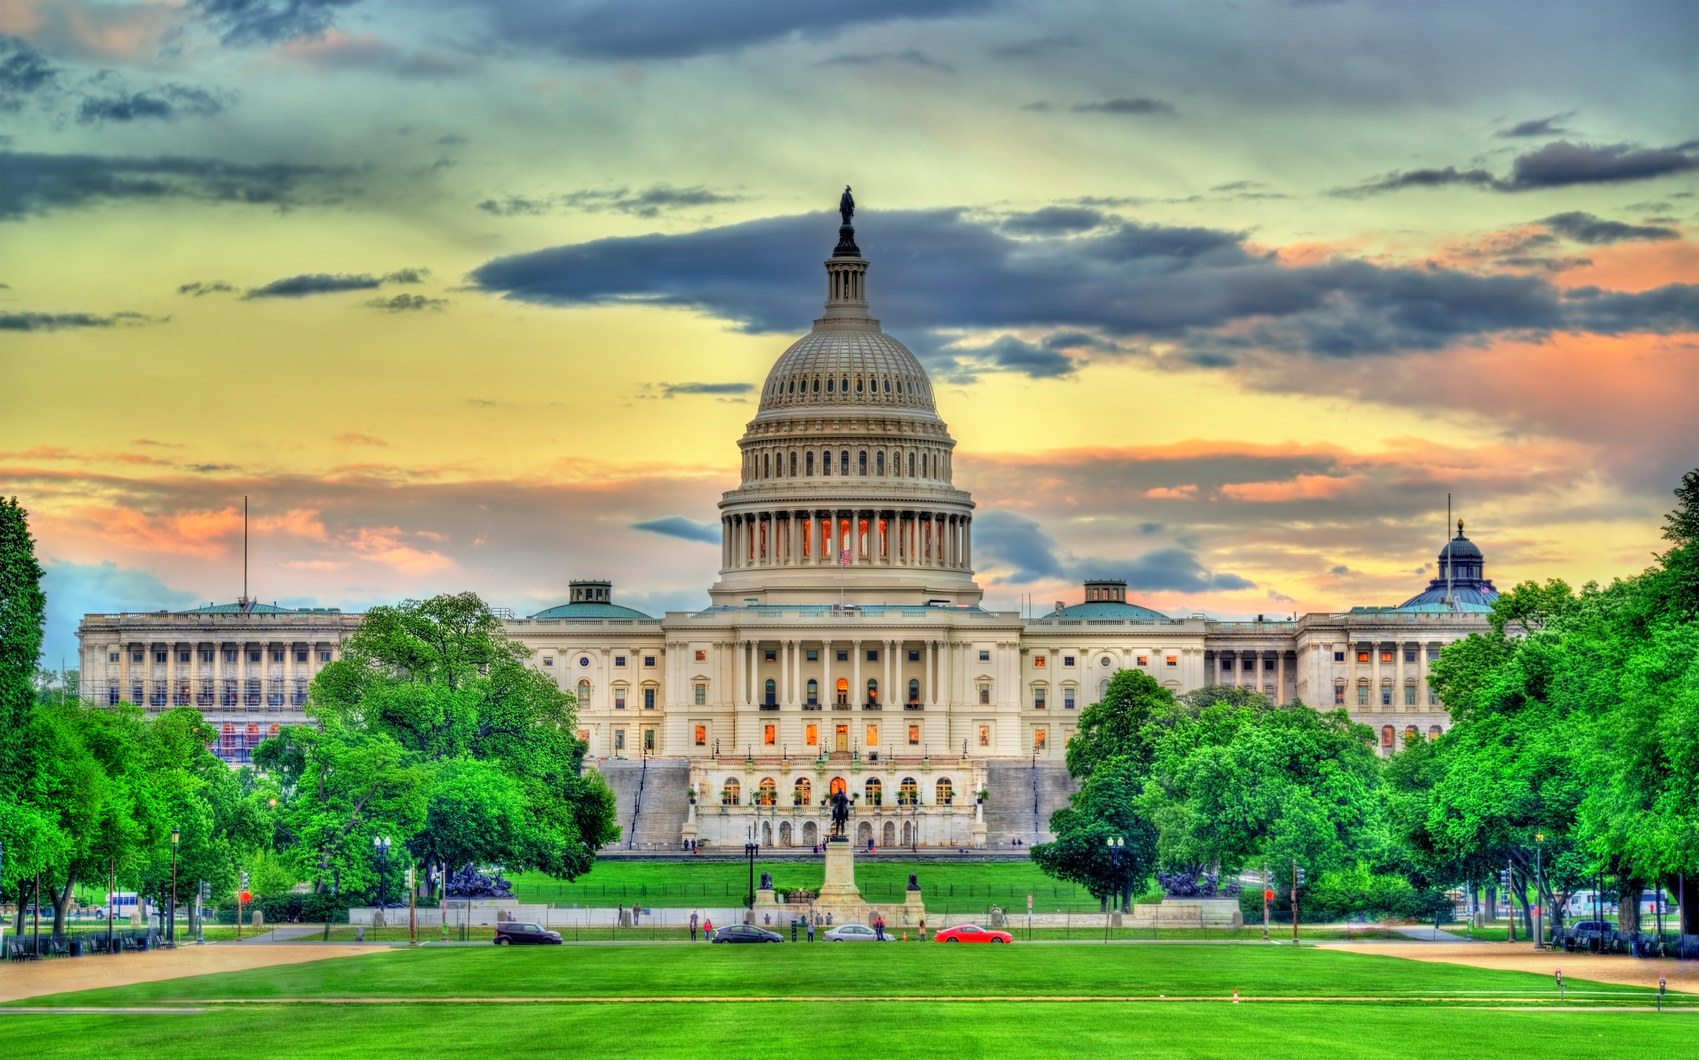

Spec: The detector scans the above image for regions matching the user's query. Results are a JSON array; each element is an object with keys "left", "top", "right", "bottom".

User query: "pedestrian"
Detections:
[
  {"left": 874, "top": 914, "right": 885, "bottom": 941},
  {"left": 690, "top": 911, "right": 699, "bottom": 942},
  {"left": 807, "top": 919, "right": 815, "bottom": 943},
  {"left": 919, "top": 917, "right": 927, "bottom": 942}
]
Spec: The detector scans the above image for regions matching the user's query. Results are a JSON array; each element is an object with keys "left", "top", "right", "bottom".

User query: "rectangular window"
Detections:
[
  {"left": 1221, "top": 658, "right": 1234, "bottom": 672},
  {"left": 978, "top": 683, "right": 991, "bottom": 705},
  {"left": 908, "top": 724, "right": 920, "bottom": 745},
  {"left": 695, "top": 725, "right": 707, "bottom": 746},
  {"left": 155, "top": 652, "right": 167, "bottom": 664},
  {"left": 318, "top": 651, "right": 331, "bottom": 663},
  {"left": 1404, "top": 651, "right": 1417, "bottom": 664},
  {"left": 1062, "top": 656, "right": 1075, "bottom": 667},
  {"left": 108, "top": 686, "right": 119, "bottom": 705},
  {"left": 908, "top": 649, "right": 920, "bottom": 662},
  {"left": 1357, "top": 651, "right": 1370, "bottom": 663},
  {"left": 132, "top": 652, "right": 144, "bottom": 663},
  {"left": 693, "top": 650, "right": 706, "bottom": 662},
  {"left": 615, "top": 688, "right": 626, "bottom": 709},
  {"left": 1429, "top": 690, "right": 1439, "bottom": 706},
  {"left": 109, "top": 652, "right": 120, "bottom": 663},
  {"left": 764, "top": 724, "right": 776, "bottom": 746},
  {"left": 644, "top": 656, "right": 656, "bottom": 668},
  {"left": 1033, "top": 687, "right": 1046, "bottom": 709},
  {"left": 614, "top": 730, "right": 626, "bottom": 751},
  {"left": 765, "top": 649, "right": 777, "bottom": 662},
  {"left": 807, "top": 649, "right": 819, "bottom": 662},
  {"left": 1265, "top": 659, "right": 1276, "bottom": 671},
  {"left": 616, "top": 656, "right": 627, "bottom": 667},
  {"left": 225, "top": 650, "right": 238, "bottom": 663},
  {"left": 1381, "top": 687, "right": 1393, "bottom": 706},
  {"left": 1334, "top": 651, "right": 1346, "bottom": 662},
  {"left": 1033, "top": 729, "right": 1046, "bottom": 752},
  {"left": 978, "top": 724, "right": 990, "bottom": 747},
  {"left": 837, "top": 650, "right": 848, "bottom": 662},
  {"left": 1064, "top": 689, "right": 1075, "bottom": 710},
  {"left": 644, "top": 688, "right": 655, "bottom": 709},
  {"left": 866, "top": 649, "right": 878, "bottom": 662},
  {"left": 979, "top": 650, "right": 990, "bottom": 662},
  {"left": 1357, "top": 687, "right": 1369, "bottom": 705},
  {"left": 296, "top": 650, "right": 308, "bottom": 663},
  {"left": 1334, "top": 686, "right": 1345, "bottom": 705},
  {"left": 178, "top": 651, "right": 190, "bottom": 664},
  {"left": 865, "top": 724, "right": 877, "bottom": 746},
  {"left": 543, "top": 657, "right": 554, "bottom": 667},
  {"left": 272, "top": 650, "right": 284, "bottom": 663},
  {"left": 1380, "top": 651, "right": 1393, "bottom": 663},
  {"left": 1033, "top": 656, "right": 1046, "bottom": 668},
  {"left": 199, "top": 650, "right": 213, "bottom": 664},
  {"left": 1405, "top": 685, "right": 1417, "bottom": 705},
  {"left": 642, "top": 729, "right": 655, "bottom": 752},
  {"left": 1165, "top": 656, "right": 1178, "bottom": 667},
  {"left": 694, "top": 683, "right": 706, "bottom": 705},
  {"left": 1427, "top": 650, "right": 1440, "bottom": 661},
  {"left": 577, "top": 729, "right": 589, "bottom": 743},
  {"left": 806, "top": 723, "right": 818, "bottom": 746}
]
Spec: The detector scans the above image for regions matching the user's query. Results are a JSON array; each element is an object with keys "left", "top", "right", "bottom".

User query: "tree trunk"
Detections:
[
  {"left": 1663, "top": 872, "right": 1697, "bottom": 936},
  {"left": 50, "top": 871, "right": 75, "bottom": 937},
  {"left": 1617, "top": 877, "right": 1643, "bottom": 935},
  {"left": 12, "top": 882, "right": 24, "bottom": 935}
]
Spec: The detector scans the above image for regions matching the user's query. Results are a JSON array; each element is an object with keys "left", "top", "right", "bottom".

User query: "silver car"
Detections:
[{"left": 824, "top": 923, "right": 894, "bottom": 942}]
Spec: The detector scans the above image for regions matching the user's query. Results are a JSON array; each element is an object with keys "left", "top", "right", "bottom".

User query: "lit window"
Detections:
[
  {"left": 1033, "top": 730, "right": 1046, "bottom": 752},
  {"left": 1380, "top": 651, "right": 1393, "bottom": 663},
  {"left": 908, "top": 724, "right": 920, "bottom": 745},
  {"left": 865, "top": 724, "right": 878, "bottom": 746},
  {"left": 764, "top": 725, "right": 776, "bottom": 746},
  {"left": 1033, "top": 656, "right": 1046, "bottom": 669},
  {"left": 1137, "top": 656, "right": 1148, "bottom": 667},
  {"left": 1357, "top": 651, "right": 1370, "bottom": 663},
  {"left": 1165, "top": 656, "right": 1177, "bottom": 667},
  {"left": 577, "top": 729, "right": 589, "bottom": 742},
  {"left": 806, "top": 724, "right": 818, "bottom": 746},
  {"left": 1380, "top": 726, "right": 1393, "bottom": 748},
  {"left": 693, "top": 650, "right": 705, "bottom": 662},
  {"left": 936, "top": 778, "right": 954, "bottom": 804},
  {"left": 978, "top": 725, "right": 990, "bottom": 747}
]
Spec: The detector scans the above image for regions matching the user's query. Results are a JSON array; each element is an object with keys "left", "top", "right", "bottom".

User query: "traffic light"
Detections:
[
  {"left": 240, "top": 870, "right": 250, "bottom": 890},
  {"left": 1295, "top": 868, "right": 1306, "bottom": 887},
  {"left": 1498, "top": 869, "right": 1510, "bottom": 889}
]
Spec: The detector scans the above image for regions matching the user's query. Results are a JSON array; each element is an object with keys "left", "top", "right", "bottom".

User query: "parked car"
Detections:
[
  {"left": 494, "top": 922, "right": 562, "bottom": 945},
  {"left": 934, "top": 924, "right": 1012, "bottom": 944},
  {"left": 710, "top": 923, "right": 784, "bottom": 944},
  {"left": 1561, "top": 920, "right": 1614, "bottom": 952},
  {"left": 824, "top": 923, "right": 895, "bottom": 942}
]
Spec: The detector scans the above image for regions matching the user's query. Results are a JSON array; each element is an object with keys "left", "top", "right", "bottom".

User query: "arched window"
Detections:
[
  {"left": 841, "top": 450, "right": 850, "bottom": 475},
  {"left": 866, "top": 678, "right": 878, "bottom": 704},
  {"left": 779, "top": 820, "right": 793, "bottom": 846},
  {"left": 790, "top": 451, "right": 797, "bottom": 475},
  {"left": 758, "top": 777, "right": 777, "bottom": 805},
  {"left": 865, "top": 777, "right": 882, "bottom": 805},
  {"left": 884, "top": 377, "right": 891, "bottom": 393},
  {"left": 823, "top": 450, "right": 833, "bottom": 475},
  {"left": 829, "top": 776, "right": 847, "bottom": 796},
  {"left": 1380, "top": 725, "right": 1395, "bottom": 748},
  {"left": 908, "top": 678, "right": 920, "bottom": 703},
  {"left": 764, "top": 452, "right": 770, "bottom": 478},
  {"left": 1098, "top": 678, "right": 1109, "bottom": 701},
  {"left": 794, "top": 777, "right": 812, "bottom": 804},
  {"left": 807, "top": 451, "right": 815, "bottom": 475},
  {"left": 722, "top": 777, "right": 741, "bottom": 805},
  {"left": 858, "top": 450, "right": 867, "bottom": 475},
  {"left": 764, "top": 678, "right": 776, "bottom": 706},
  {"left": 577, "top": 680, "right": 591, "bottom": 704},
  {"left": 935, "top": 777, "right": 954, "bottom": 805},
  {"left": 856, "top": 377, "right": 864, "bottom": 393},
  {"left": 813, "top": 377, "right": 820, "bottom": 393},
  {"left": 841, "top": 377, "right": 849, "bottom": 393},
  {"left": 1429, "top": 724, "right": 1443, "bottom": 739},
  {"left": 1404, "top": 725, "right": 1419, "bottom": 743},
  {"left": 836, "top": 677, "right": 848, "bottom": 706},
  {"left": 876, "top": 451, "right": 885, "bottom": 475},
  {"left": 900, "top": 776, "right": 919, "bottom": 805},
  {"left": 827, "top": 378, "right": 835, "bottom": 393},
  {"left": 806, "top": 678, "right": 819, "bottom": 705}
]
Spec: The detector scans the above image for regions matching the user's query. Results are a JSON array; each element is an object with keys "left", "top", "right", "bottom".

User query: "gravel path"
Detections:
[
  {"left": 1314, "top": 941, "right": 1698, "bottom": 993},
  {"left": 0, "top": 944, "right": 383, "bottom": 1004}
]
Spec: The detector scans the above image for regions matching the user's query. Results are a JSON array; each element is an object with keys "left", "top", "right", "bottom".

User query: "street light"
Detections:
[
  {"left": 1104, "top": 836, "right": 1123, "bottom": 943},
  {"left": 744, "top": 826, "right": 759, "bottom": 915},
  {"left": 373, "top": 836, "right": 391, "bottom": 930},
  {"left": 1534, "top": 832, "right": 1547, "bottom": 948},
  {"left": 169, "top": 827, "right": 179, "bottom": 947}
]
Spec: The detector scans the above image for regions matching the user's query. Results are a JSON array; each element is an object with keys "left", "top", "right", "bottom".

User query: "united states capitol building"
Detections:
[{"left": 77, "top": 202, "right": 1500, "bottom": 849}]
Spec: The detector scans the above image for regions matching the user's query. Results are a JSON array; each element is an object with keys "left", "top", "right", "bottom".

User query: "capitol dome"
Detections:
[
  {"left": 757, "top": 327, "right": 935, "bottom": 414},
  {"left": 1397, "top": 520, "right": 1499, "bottom": 610}
]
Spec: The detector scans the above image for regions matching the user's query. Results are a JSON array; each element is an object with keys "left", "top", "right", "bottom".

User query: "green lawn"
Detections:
[
  {"left": 513, "top": 859, "right": 1163, "bottom": 911},
  {"left": 3, "top": 946, "right": 1689, "bottom": 1060}
]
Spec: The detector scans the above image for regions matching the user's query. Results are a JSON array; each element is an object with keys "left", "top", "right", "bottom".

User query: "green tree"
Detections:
[
  {"left": 0, "top": 496, "right": 46, "bottom": 791},
  {"left": 1031, "top": 756, "right": 1157, "bottom": 911},
  {"left": 1064, "top": 669, "right": 1176, "bottom": 779}
]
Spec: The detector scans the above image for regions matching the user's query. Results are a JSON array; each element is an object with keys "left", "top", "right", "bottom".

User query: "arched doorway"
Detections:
[
  {"left": 882, "top": 821, "right": 896, "bottom": 846},
  {"left": 902, "top": 820, "right": 914, "bottom": 847},
  {"left": 857, "top": 820, "right": 873, "bottom": 845},
  {"left": 802, "top": 820, "right": 818, "bottom": 846},
  {"left": 761, "top": 820, "right": 772, "bottom": 845},
  {"left": 829, "top": 776, "right": 847, "bottom": 796},
  {"left": 779, "top": 821, "right": 792, "bottom": 846},
  {"left": 835, "top": 678, "right": 849, "bottom": 706}
]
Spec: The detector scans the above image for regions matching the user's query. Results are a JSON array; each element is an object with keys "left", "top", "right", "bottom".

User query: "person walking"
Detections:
[
  {"left": 919, "top": 917, "right": 927, "bottom": 942},
  {"left": 690, "top": 911, "right": 699, "bottom": 942},
  {"left": 703, "top": 917, "right": 713, "bottom": 942},
  {"left": 806, "top": 918, "right": 815, "bottom": 943},
  {"left": 874, "top": 913, "right": 886, "bottom": 941}
]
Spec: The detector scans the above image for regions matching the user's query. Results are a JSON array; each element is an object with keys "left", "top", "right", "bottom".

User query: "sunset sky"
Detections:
[{"left": 3, "top": 0, "right": 1695, "bottom": 665}]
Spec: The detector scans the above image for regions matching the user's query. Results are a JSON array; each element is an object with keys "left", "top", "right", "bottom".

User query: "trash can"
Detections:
[
  {"left": 69, "top": 939, "right": 84, "bottom": 957},
  {"left": 137, "top": 936, "right": 149, "bottom": 952},
  {"left": 111, "top": 937, "right": 123, "bottom": 954}
]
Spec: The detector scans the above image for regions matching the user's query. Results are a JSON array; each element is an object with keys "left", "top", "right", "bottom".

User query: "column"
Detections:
[
  {"left": 927, "top": 641, "right": 936, "bottom": 707},
  {"left": 823, "top": 637, "right": 831, "bottom": 704},
  {"left": 1396, "top": 641, "right": 1405, "bottom": 711},
  {"left": 963, "top": 517, "right": 971, "bottom": 571},
  {"left": 852, "top": 640, "right": 861, "bottom": 708},
  {"left": 1277, "top": 651, "right": 1286, "bottom": 706},
  {"left": 884, "top": 639, "right": 893, "bottom": 708},
  {"left": 736, "top": 639, "right": 746, "bottom": 708}
]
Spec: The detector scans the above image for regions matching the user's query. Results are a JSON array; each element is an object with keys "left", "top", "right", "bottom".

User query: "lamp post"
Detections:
[
  {"left": 1104, "top": 836, "right": 1123, "bottom": 942},
  {"left": 373, "top": 836, "right": 391, "bottom": 931},
  {"left": 744, "top": 826, "right": 758, "bottom": 916},
  {"left": 169, "top": 827, "right": 179, "bottom": 947},
  {"left": 1534, "top": 832, "right": 1546, "bottom": 948}
]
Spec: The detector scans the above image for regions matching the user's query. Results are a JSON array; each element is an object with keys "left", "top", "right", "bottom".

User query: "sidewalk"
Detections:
[
  {"left": 1389, "top": 925, "right": 1477, "bottom": 943},
  {"left": 0, "top": 944, "right": 382, "bottom": 1004}
]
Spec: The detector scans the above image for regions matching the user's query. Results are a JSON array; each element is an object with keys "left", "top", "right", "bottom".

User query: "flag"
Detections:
[{"left": 840, "top": 548, "right": 850, "bottom": 567}]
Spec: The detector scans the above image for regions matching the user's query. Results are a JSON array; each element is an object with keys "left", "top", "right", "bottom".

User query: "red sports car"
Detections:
[{"left": 934, "top": 924, "right": 1012, "bottom": 943}]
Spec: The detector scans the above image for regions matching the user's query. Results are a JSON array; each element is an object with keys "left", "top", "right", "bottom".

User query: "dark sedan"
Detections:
[
  {"left": 494, "top": 922, "right": 563, "bottom": 945},
  {"left": 710, "top": 924, "right": 784, "bottom": 944}
]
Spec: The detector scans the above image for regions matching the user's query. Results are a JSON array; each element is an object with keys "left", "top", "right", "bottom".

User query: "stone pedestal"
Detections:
[{"left": 817, "top": 838, "right": 862, "bottom": 905}]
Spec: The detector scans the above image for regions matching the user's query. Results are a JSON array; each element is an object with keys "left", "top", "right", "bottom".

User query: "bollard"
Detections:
[
  {"left": 1555, "top": 969, "right": 1563, "bottom": 1001},
  {"left": 1658, "top": 978, "right": 1666, "bottom": 1012}
]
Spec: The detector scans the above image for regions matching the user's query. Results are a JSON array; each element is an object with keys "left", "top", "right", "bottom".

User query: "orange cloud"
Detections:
[
  {"left": 1219, "top": 474, "right": 1369, "bottom": 502},
  {"left": 1550, "top": 240, "right": 1699, "bottom": 293},
  {"left": 1143, "top": 484, "right": 1198, "bottom": 499}
]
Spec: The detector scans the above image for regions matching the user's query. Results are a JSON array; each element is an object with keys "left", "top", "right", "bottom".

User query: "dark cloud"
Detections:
[
  {"left": 972, "top": 511, "right": 1066, "bottom": 581},
  {"left": 382, "top": 267, "right": 428, "bottom": 284},
  {"left": 1561, "top": 283, "right": 1699, "bottom": 336},
  {"left": 244, "top": 273, "right": 379, "bottom": 298},
  {"left": 946, "top": 335, "right": 1077, "bottom": 380},
  {"left": 818, "top": 50, "right": 952, "bottom": 73},
  {"left": 1070, "top": 97, "right": 1177, "bottom": 117},
  {"left": 1344, "top": 141, "right": 1699, "bottom": 195},
  {"left": 658, "top": 382, "right": 755, "bottom": 397},
  {"left": 477, "top": 0, "right": 988, "bottom": 60},
  {"left": 1000, "top": 207, "right": 1104, "bottom": 236},
  {"left": 1114, "top": 548, "right": 1254, "bottom": 593},
  {"left": 470, "top": 208, "right": 1693, "bottom": 376},
  {"left": 0, "top": 36, "right": 59, "bottom": 110},
  {"left": 1495, "top": 113, "right": 1573, "bottom": 139},
  {"left": 78, "top": 84, "right": 228, "bottom": 124},
  {"left": 477, "top": 184, "right": 739, "bottom": 219},
  {"left": 631, "top": 516, "right": 719, "bottom": 544},
  {"left": 1542, "top": 211, "right": 1678, "bottom": 245},
  {"left": 1, "top": 311, "right": 156, "bottom": 331},
  {"left": 365, "top": 294, "right": 446, "bottom": 311},
  {"left": 1020, "top": 101, "right": 1052, "bottom": 112},
  {"left": 192, "top": 0, "right": 361, "bottom": 47},
  {"left": 973, "top": 510, "right": 1251, "bottom": 591},
  {"left": 177, "top": 281, "right": 236, "bottom": 296},
  {"left": 0, "top": 151, "right": 341, "bottom": 221}
]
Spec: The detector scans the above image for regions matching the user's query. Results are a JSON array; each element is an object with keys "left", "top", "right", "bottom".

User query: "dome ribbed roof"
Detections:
[{"left": 757, "top": 325, "right": 935, "bottom": 414}]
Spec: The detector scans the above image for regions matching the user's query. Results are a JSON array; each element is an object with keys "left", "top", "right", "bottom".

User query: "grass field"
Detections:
[
  {"left": 0, "top": 944, "right": 1688, "bottom": 1059},
  {"left": 513, "top": 859, "right": 1165, "bottom": 911}
]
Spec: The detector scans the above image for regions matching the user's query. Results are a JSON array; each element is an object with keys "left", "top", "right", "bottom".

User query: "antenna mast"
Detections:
[
  {"left": 242, "top": 495, "right": 249, "bottom": 607},
  {"left": 1445, "top": 493, "right": 1453, "bottom": 611}
]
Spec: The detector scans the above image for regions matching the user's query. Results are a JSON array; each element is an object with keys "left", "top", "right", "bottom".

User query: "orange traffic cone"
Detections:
[{"left": 1233, "top": 990, "right": 1240, "bottom": 1003}]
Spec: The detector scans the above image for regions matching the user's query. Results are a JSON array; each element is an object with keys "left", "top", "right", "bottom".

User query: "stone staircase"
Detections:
[
  {"left": 981, "top": 761, "right": 1077, "bottom": 848},
  {"left": 590, "top": 758, "right": 692, "bottom": 850}
]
